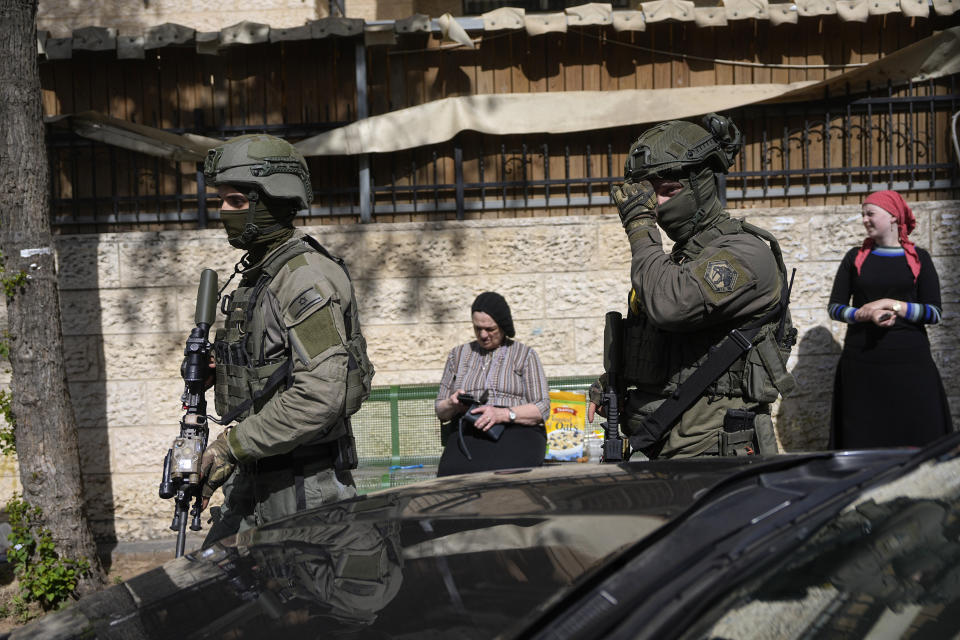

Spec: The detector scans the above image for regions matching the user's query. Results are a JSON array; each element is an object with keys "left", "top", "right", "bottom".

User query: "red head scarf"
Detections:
[{"left": 854, "top": 190, "right": 921, "bottom": 282}]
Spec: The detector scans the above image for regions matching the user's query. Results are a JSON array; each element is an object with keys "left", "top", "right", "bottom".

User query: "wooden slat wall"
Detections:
[{"left": 40, "top": 13, "right": 960, "bottom": 230}]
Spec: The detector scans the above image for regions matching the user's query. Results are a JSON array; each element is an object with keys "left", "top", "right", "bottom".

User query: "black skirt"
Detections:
[
  {"left": 437, "top": 424, "right": 547, "bottom": 477},
  {"left": 831, "top": 343, "right": 952, "bottom": 449}
]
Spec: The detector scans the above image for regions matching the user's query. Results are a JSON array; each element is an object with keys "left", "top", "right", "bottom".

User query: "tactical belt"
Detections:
[{"left": 242, "top": 442, "right": 338, "bottom": 475}]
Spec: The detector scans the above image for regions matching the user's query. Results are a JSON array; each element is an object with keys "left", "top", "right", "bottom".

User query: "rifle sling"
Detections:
[{"left": 628, "top": 325, "right": 762, "bottom": 457}]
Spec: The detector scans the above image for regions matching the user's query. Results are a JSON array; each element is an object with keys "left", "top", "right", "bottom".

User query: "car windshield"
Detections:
[{"left": 681, "top": 455, "right": 960, "bottom": 640}]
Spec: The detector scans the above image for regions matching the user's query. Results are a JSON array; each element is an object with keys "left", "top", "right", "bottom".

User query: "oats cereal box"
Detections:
[{"left": 544, "top": 390, "right": 587, "bottom": 461}]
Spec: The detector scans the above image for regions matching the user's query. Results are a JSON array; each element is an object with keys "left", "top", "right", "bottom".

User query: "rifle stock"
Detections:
[
  {"left": 601, "top": 311, "right": 625, "bottom": 463},
  {"left": 159, "top": 268, "right": 218, "bottom": 557}
]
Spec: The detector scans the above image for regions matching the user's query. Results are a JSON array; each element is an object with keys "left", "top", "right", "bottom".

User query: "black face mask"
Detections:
[
  {"left": 656, "top": 167, "right": 727, "bottom": 243},
  {"left": 219, "top": 194, "right": 295, "bottom": 251}
]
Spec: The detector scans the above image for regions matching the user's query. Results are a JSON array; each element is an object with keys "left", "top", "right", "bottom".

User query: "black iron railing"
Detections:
[{"left": 46, "top": 76, "right": 960, "bottom": 229}]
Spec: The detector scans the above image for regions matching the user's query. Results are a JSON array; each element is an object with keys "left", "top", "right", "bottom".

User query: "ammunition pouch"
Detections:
[{"left": 715, "top": 407, "right": 777, "bottom": 456}]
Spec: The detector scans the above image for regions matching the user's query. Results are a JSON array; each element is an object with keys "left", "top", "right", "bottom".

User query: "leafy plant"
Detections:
[
  {"left": 4, "top": 496, "right": 89, "bottom": 618},
  {"left": 0, "top": 249, "right": 27, "bottom": 299},
  {"left": 0, "top": 390, "right": 15, "bottom": 456}
]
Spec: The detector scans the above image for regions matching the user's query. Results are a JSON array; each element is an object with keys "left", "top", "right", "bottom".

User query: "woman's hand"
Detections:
[
  {"left": 469, "top": 405, "right": 509, "bottom": 432},
  {"left": 854, "top": 298, "right": 901, "bottom": 322},
  {"left": 435, "top": 389, "right": 467, "bottom": 421},
  {"left": 868, "top": 307, "right": 898, "bottom": 327}
]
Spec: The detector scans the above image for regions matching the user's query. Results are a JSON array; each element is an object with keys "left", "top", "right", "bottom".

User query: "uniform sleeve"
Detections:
[
  {"left": 228, "top": 254, "right": 353, "bottom": 462},
  {"left": 827, "top": 249, "right": 858, "bottom": 323},
  {"left": 521, "top": 348, "right": 550, "bottom": 421},
  {"left": 627, "top": 224, "right": 782, "bottom": 332}
]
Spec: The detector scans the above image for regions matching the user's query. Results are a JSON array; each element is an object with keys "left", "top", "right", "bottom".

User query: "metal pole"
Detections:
[{"left": 355, "top": 38, "right": 371, "bottom": 223}]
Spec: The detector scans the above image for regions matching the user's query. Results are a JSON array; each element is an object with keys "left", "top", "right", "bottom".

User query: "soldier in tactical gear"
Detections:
[
  {"left": 588, "top": 113, "right": 796, "bottom": 459},
  {"left": 199, "top": 134, "right": 374, "bottom": 539}
]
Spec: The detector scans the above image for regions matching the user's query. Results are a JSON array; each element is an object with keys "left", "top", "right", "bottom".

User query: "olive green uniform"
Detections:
[
  {"left": 213, "top": 229, "right": 370, "bottom": 531},
  {"left": 598, "top": 114, "right": 795, "bottom": 459},
  {"left": 620, "top": 216, "right": 789, "bottom": 458}
]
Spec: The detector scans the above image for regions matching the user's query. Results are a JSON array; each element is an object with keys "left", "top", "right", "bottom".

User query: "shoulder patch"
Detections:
[
  {"left": 288, "top": 286, "right": 327, "bottom": 322},
  {"left": 286, "top": 254, "right": 309, "bottom": 272},
  {"left": 705, "top": 259, "right": 738, "bottom": 293}
]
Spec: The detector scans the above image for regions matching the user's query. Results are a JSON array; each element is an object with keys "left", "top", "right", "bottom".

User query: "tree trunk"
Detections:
[{"left": 0, "top": 0, "right": 106, "bottom": 593}]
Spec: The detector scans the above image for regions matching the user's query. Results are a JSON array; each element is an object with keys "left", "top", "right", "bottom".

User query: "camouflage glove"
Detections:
[
  {"left": 588, "top": 374, "right": 607, "bottom": 408},
  {"left": 200, "top": 429, "right": 237, "bottom": 499},
  {"left": 610, "top": 179, "right": 657, "bottom": 232}
]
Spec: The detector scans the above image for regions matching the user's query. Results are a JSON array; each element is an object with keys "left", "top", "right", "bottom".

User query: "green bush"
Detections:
[{"left": 4, "top": 496, "right": 89, "bottom": 619}]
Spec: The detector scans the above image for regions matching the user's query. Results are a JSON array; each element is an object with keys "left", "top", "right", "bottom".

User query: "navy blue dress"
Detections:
[{"left": 828, "top": 246, "right": 952, "bottom": 449}]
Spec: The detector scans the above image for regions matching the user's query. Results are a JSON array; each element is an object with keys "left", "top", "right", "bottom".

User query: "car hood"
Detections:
[{"left": 8, "top": 453, "right": 916, "bottom": 640}]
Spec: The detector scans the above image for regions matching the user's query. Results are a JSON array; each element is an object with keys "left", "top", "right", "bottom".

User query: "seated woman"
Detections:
[
  {"left": 434, "top": 292, "right": 550, "bottom": 477},
  {"left": 827, "top": 190, "right": 952, "bottom": 449}
]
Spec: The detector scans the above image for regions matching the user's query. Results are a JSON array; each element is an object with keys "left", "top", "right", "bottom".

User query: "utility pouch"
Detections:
[
  {"left": 335, "top": 424, "right": 359, "bottom": 471},
  {"left": 723, "top": 408, "right": 756, "bottom": 432},
  {"left": 720, "top": 408, "right": 757, "bottom": 456},
  {"left": 719, "top": 428, "right": 757, "bottom": 457}
]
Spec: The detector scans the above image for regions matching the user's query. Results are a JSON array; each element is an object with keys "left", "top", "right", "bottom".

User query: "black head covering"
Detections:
[{"left": 471, "top": 292, "right": 515, "bottom": 338}]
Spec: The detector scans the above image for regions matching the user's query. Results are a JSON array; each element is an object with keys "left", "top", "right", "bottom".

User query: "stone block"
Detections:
[
  {"left": 55, "top": 236, "right": 120, "bottom": 290},
  {"left": 364, "top": 322, "right": 469, "bottom": 372},
  {"left": 927, "top": 303, "right": 959, "bottom": 352},
  {"left": 545, "top": 271, "right": 628, "bottom": 318},
  {"left": 512, "top": 319, "right": 576, "bottom": 366},
  {"left": 72, "top": 380, "right": 151, "bottom": 428},
  {"left": 790, "top": 261, "right": 841, "bottom": 311},
  {"left": 61, "top": 288, "right": 180, "bottom": 336},
  {"left": 145, "top": 380, "right": 184, "bottom": 427},
  {"left": 417, "top": 274, "right": 543, "bottom": 324},
  {"left": 741, "top": 212, "right": 811, "bottom": 264},
  {"left": 64, "top": 335, "right": 103, "bottom": 382},
  {"left": 775, "top": 393, "right": 832, "bottom": 452},
  {"left": 933, "top": 256, "right": 960, "bottom": 304},
  {"left": 592, "top": 219, "right": 633, "bottom": 270},
  {"left": 479, "top": 225, "right": 597, "bottom": 275},
  {"left": 79, "top": 426, "right": 172, "bottom": 474},
  {"left": 305, "top": 228, "right": 369, "bottom": 273},
  {"left": 787, "top": 353, "right": 839, "bottom": 397},
  {"left": 354, "top": 278, "right": 419, "bottom": 325},
  {"left": 574, "top": 318, "right": 604, "bottom": 367},
  {"left": 357, "top": 229, "right": 479, "bottom": 279},
  {"left": 792, "top": 314, "right": 844, "bottom": 357},
  {"left": 119, "top": 236, "right": 237, "bottom": 288},
  {"left": 807, "top": 210, "right": 863, "bottom": 261},
  {"left": 101, "top": 333, "right": 183, "bottom": 379},
  {"left": 931, "top": 207, "right": 960, "bottom": 256}
]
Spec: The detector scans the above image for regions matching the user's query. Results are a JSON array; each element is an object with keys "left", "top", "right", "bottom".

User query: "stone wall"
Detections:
[{"left": 0, "top": 201, "right": 956, "bottom": 541}]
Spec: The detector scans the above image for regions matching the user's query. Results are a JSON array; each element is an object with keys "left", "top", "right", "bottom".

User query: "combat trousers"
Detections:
[
  {"left": 204, "top": 462, "right": 357, "bottom": 547},
  {"left": 625, "top": 390, "right": 777, "bottom": 459}
]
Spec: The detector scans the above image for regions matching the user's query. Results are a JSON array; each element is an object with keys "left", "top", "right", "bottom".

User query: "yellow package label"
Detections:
[{"left": 545, "top": 390, "right": 587, "bottom": 461}]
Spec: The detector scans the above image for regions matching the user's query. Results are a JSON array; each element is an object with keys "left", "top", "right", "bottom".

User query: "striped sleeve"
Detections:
[
  {"left": 904, "top": 302, "right": 942, "bottom": 325},
  {"left": 828, "top": 302, "right": 858, "bottom": 324}
]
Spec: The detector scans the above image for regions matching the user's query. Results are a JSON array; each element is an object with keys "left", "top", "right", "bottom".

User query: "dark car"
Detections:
[{"left": 9, "top": 432, "right": 960, "bottom": 639}]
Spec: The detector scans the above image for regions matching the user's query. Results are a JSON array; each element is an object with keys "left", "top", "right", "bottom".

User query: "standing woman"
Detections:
[
  {"left": 828, "top": 190, "right": 952, "bottom": 448},
  {"left": 435, "top": 292, "right": 550, "bottom": 476}
]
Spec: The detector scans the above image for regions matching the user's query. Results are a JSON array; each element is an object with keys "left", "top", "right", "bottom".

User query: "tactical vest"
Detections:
[
  {"left": 622, "top": 217, "right": 797, "bottom": 403},
  {"left": 213, "top": 236, "right": 374, "bottom": 429}
]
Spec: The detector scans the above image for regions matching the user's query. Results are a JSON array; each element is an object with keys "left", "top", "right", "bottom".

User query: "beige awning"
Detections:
[
  {"left": 47, "top": 26, "right": 960, "bottom": 160},
  {"left": 295, "top": 25, "right": 960, "bottom": 156}
]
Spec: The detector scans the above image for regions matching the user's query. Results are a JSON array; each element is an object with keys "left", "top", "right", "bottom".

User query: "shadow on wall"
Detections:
[{"left": 777, "top": 325, "right": 841, "bottom": 453}]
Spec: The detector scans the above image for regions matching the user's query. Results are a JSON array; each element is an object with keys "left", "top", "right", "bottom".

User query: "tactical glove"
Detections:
[
  {"left": 200, "top": 429, "right": 237, "bottom": 499},
  {"left": 610, "top": 179, "right": 657, "bottom": 231}
]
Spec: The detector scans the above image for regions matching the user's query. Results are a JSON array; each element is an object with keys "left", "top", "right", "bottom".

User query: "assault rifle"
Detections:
[
  {"left": 600, "top": 311, "right": 625, "bottom": 463},
  {"left": 159, "top": 268, "right": 218, "bottom": 557}
]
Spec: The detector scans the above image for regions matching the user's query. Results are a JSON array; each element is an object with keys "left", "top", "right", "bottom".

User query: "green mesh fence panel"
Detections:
[{"left": 351, "top": 375, "right": 599, "bottom": 494}]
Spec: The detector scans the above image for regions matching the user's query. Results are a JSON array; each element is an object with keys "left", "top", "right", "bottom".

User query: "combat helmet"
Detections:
[
  {"left": 624, "top": 113, "right": 741, "bottom": 182},
  {"left": 204, "top": 134, "right": 313, "bottom": 210}
]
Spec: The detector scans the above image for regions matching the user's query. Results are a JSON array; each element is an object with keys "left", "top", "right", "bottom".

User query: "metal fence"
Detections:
[
  {"left": 350, "top": 375, "right": 597, "bottom": 494},
  {"left": 46, "top": 75, "right": 960, "bottom": 230}
]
